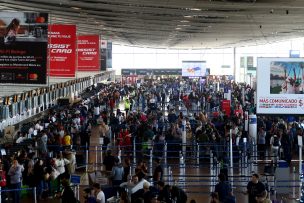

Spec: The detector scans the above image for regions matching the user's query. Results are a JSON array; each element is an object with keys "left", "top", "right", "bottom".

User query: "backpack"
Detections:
[{"left": 273, "top": 136, "right": 279, "bottom": 147}]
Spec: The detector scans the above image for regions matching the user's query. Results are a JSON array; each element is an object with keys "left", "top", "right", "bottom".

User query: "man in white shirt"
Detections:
[
  {"left": 93, "top": 183, "right": 105, "bottom": 203},
  {"left": 16, "top": 132, "right": 26, "bottom": 144},
  {"left": 270, "top": 134, "right": 281, "bottom": 166}
]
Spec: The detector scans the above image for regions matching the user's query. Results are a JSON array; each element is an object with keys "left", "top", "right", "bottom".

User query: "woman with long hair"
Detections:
[{"left": 4, "top": 18, "right": 20, "bottom": 44}]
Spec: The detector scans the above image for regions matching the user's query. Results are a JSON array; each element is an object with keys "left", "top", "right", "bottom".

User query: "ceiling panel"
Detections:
[{"left": 0, "top": 0, "right": 303, "bottom": 48}]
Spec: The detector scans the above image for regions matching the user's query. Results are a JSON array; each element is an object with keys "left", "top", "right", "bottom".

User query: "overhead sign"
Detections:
[
  {"left": 77, "top": 35, "right": 100, "bottom": 71},
  {"left": 121, "top": 69, "right": 182, "bottom": 76},
  {"left": 182, "top": 61, "right": 207, "bottom": 77},
  {"left": 0, "top": 12, "right": 48, "bottom": 84},
  {"left": 48, "top": 24, "right": 76, "bottom": 77},
  {"left": 240, "top": 57, "right": 245, "bottom": 68},
  {"left": 289, "top": 50, "right": 300, "bottom": 58},
  {"left": 247, "top": 56, "right": 254, "bottom": 68},
  {"left": 257, "top": 57, "right": 304, "bottom": 114}
]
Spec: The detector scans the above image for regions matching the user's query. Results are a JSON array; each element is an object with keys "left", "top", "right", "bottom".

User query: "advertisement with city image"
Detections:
[
  {"left": 270, "top": 61, "right": 304, "bottom": 94},
  {"left": 0, "top": 11, "right": 48, "bottom": 84},
  {"left": 257, "top": 58, "right": 304, "bottom": 114}
]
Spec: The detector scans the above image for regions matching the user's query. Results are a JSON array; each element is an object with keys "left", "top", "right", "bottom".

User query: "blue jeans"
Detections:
[
  {"left": 11, "top": 182, "right": 21, "bottom": 203},
  {"left": 37, "top": 180, "right": 47, "bottom": 198}
]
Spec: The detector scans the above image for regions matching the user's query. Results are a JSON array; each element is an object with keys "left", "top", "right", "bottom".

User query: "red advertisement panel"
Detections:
[
  {"left": 77, "top": 35, "right": 100, "bottom": 71},
  {"left": 48, "top": 25, "right": 76, "bottom": 77}
]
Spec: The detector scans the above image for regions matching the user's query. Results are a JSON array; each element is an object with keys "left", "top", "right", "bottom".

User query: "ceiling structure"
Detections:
[{"left": 0, "top": 0, "right": 304, "bottom": 48}]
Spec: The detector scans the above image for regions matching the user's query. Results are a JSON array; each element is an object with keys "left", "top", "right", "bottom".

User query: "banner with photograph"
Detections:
[
  {"left": 48, "top": 24, "right": 76, "bottom": 77},
  {"left": 0, "top": 12, "right": 48, "bottom": 84},
  {"left": 77, "top": 35, "right": 100, "bottom": 71},
  {"left": 182, "top": 61, "right": 207, "bottom": 77},
  {"left": 257, "top": 57, "right": 304, "bottom": 114}
]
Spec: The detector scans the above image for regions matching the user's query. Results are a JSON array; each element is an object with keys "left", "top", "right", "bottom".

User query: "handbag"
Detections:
[
  {"left": 51, "top": 167, "right": 60, "bottom": 181},
  {"left": 0, "top": 176, "right": 6, "bottom": 187}
]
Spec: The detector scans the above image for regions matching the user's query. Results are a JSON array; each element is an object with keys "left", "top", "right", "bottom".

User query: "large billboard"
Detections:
[
  {"left": 182, "top": 61, "right": 208, "bottom": 77},
  {"left": 77, "top": 35, "right": 100, "bottom": 71},
  {"left": 48, "top": 24, "right": 76, "bottom": 77},
  {"left": 0, "top": 12, "right": 48, "bottom": 84},
  {"left": 257, "top": 58, "right": 304, "bottom": 114}
]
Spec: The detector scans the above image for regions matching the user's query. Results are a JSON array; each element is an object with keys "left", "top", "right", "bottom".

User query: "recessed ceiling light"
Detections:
[
  {"left": 180, "top": 20, "right": 190, "bottom": 23},
  {"left": 184, "top": 15, "right": 193, "bottom": 18},
  {"left": 175, "top": 27, "right": 182, "bottom": 30},
  {"left": 177, "top": 24, "right": 190, "bottom": 27},
  {"left": 71, "top": 7, "right": 81, "bottom": 10},
  {"left": 190, "top": 8, "right": 201, "bottom": 11}
]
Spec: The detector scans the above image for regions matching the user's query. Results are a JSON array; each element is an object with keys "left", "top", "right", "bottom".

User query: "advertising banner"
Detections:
[
  {"left": 77, "top": 35, "right": 100, "bottom": 71},
  {"left": 257, "top": 58, "right": 304, "bottom": 114},
  {"left": 0, "top": 12, "right": 48, "bottom": 84},
  {"left": 121, "top": 69, "right": 182, "bottom": 76},
  {"left": 182, "top": 61, "right": 207, "bottom": 77},
  {"left": 48, "top": 25, "right": 76, "bottom": 77}
]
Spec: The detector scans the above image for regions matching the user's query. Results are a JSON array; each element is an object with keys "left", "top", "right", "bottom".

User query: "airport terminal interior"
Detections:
[{"left": 0, "top": 0, "right": 304, "bottom": 203}]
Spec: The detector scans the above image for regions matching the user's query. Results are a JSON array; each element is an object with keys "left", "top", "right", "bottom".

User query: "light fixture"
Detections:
[
  {"left": 184, "top": 15, "right": 193, "bottom": 18},
  {"left": 177, "top": 24, "right": 190, "bottom": 27},
  {"left": 175, "top": 27, "right": 182, "bottom": 30},
  {"left": 180, "top": 20, "right": 190, "bottom": 23},
  {"left": 71, "top": 7, "right": 81, "bottom": 10},
  {"left": 190, "top": 8, "right": 201, "bottom": 11}
]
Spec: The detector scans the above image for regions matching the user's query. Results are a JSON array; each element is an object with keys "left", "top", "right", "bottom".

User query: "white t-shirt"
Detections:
[{"left": 96, "top": 190, "right": 105, "bottom": 203}]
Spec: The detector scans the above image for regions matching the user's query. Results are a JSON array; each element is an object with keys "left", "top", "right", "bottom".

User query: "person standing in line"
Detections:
[
  {"left": 214, "top": 173, "right": 232, "bottom": 203},
  {"left": 245, "top": 174, "right": 266, "bottom": 203},
  {"left": 93, "top": 183, "right": 105, "bottom": 203},
  {"left": 153, "top": 158, "right": 163, "bottom": 184},
  {"left": 8, "top": 159, "right": 24, "bottom": 203},
  {"left": 257, "top": 127, "right": 266, "bottom": 159},
  {"left": 270, "top": 133, "right": 281, "bottom": 166}
]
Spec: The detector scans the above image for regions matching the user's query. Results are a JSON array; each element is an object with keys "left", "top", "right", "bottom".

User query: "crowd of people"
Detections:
[{"left": 0, "top": 77, "right": 302, "bottom": 203}]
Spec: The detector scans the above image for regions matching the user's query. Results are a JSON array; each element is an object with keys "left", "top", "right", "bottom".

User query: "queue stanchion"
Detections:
[
  {"left": 292, "top": 166, "right": 296, "bottom": 199},
  {"left": 229, "top": 129, "right": 234, "bottom": 191},
  {"left": 164, "top": 142, "right": 167, "bottom": 167},
  {"left": 210, "top": 151, "right": 213, "bottom": 192},
  {"left": 182, "top": 119, "right": 186, "bottom": 159},
  {"left": 118, "top": 146, "right": 122, "bottom": 164},
  {"left": 196, "top": 143, "right": 200, "bottom": 166},
  {"left": 163, "top": 142, "right": 168, "bottom": 182},
  {"left": 179, "top": 152, "right": 185, "bottom": 189},
  {"left": 149, "top": 149, "right": 153, "bottom": 185},
  {"left": 85, "top": 144, "right": 89, "bottom": 172},
  {"left": 99, "top": 137, "right": 104, "bottom": 171},
  {"left": 34, "top": 187, "right": 37, "bottom": 203},
  {"left": 77, "top": 185, "right": 80, "bottom": 201},
  {"left": 298, "top": 135, "right": 303, "bottom": 199},
  {"left": 95, "top": 145, "right": 98, "bottom": 171},
  {"left": 133, "top": 138, "right": 136, "bottom": 175},
  {"left": 239, "top": 150, "right": 242, "bottom": 176}
]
